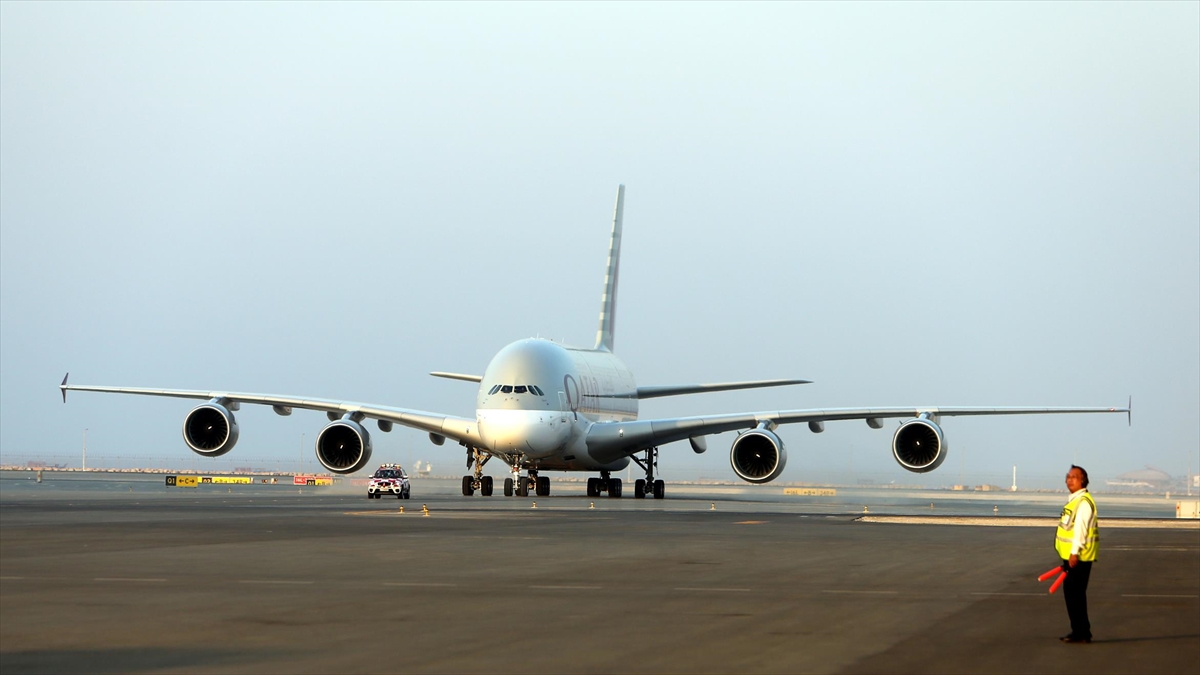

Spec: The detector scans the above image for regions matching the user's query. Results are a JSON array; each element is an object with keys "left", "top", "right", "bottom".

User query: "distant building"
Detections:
[{"left": 1110, "top": 465, "right": 1172, "bottom": 489}]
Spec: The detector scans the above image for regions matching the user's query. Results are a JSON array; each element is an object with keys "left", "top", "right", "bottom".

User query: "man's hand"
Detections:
[{"left": 1068, "top": 554, "right": 1079, "bottom": 568}]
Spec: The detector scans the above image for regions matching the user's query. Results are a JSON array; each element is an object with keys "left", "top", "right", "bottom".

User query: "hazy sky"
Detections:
[{"left": 2, "top": 3, "right": 1197, "bottom": 487}]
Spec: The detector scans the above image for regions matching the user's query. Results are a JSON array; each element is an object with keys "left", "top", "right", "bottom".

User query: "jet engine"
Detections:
[
  {"left": 891, "top": 417, "right": 948, "bottom": 473},
  {"left": 182, "top": 403, "right": 239, "bottom": 457},
  {"left": 315, "top": 418, "right": 373, "bottom": 474},
  {"left": 730, "top": 428, "right": 788, "bottom": 483}
]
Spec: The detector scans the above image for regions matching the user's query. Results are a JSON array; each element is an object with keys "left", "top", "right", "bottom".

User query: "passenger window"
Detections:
[
  {"left": 501, "top": 385, "right": 513, "bottom": 394},
  {"left": 514, "top": 386, "right": 528, "bottom": 394}
]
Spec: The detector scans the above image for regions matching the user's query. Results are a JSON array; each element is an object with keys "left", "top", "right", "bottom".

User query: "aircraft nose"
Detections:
[{"left": 480, "top": 411, "right": 570, "bottom": 456}]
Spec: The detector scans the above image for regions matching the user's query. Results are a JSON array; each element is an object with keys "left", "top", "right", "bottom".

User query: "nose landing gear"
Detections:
[{"left": 502, "top": 464, "right": 548, "bottom": 497}]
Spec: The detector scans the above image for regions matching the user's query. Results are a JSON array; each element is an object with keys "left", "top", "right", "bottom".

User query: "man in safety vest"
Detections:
[{"left": 1056, "top": 465, "right": 1099, "bottom": 643}]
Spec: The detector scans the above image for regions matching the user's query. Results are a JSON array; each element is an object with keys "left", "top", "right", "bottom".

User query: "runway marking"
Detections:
[
  {"left": 821, "top": 590, "right": 898, "bottom": 595},
  {"left": 1109, "top": 546, "right": 1197, "bottom": 551},
  {"left": 529, "top": 585, "right": 602, "bottom": 590},
  {"left": 734, "top": 520, "right": 767, "bottom": 525},
  {"left": 1121, "top": 594, "right": 1200, "bottom": 598},
  {"left": 971, "top": 592, "right": 1043, "bottom": 597},
  {"left": 94, "top": 577, "right": 167, "bottom": 582},
  {"left": 674, "top": 587, "right": 750, "bottom": 592},
  {"left": 384, "top": 582, "right": 457, "bottom": 588},
  {"left": 238, "top": 580, "right": 314, "bottom": 585},
  {"left": 0, "top": 576, "right": 27, "bottom": 580}
]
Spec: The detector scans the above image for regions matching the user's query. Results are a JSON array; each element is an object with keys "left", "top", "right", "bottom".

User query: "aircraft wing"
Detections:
[
  {"left": 636, "top": 378, "right": 811, "bottom": 399},
  {"left": 60, "top": 376, "right": 483, "bottom": 447},
  {"left": 585, "top": 404, "right": 1129, "bottom": 463}
]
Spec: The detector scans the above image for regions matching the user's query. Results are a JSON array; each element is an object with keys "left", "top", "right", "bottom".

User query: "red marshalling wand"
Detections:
[{"left": 1038, "top": 565, "right": 1067, "bottom": 594}]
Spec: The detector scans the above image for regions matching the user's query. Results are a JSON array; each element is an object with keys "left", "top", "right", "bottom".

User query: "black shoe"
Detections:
[{"left": 1061, "top": 635, "right": 1091, "bottom": 644}]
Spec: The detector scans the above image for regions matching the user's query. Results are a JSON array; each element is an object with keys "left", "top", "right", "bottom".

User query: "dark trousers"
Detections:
[{"left": 1061, "top": 559, "right": 1093, "bottom": 639}]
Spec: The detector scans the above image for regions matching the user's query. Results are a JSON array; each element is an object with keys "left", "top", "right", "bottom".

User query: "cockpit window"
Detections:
[
  {"left": 531, "top": 385, "right": 544, "bottom": 396},
  {"left": 488, "top": 384, "right": 501, "bottom": 395},
  {"left": 501, "top": 385, "right": 513, "bottom": 394},
  {"left": 513, "top": 385, "right": 527, "bottom": 394}
]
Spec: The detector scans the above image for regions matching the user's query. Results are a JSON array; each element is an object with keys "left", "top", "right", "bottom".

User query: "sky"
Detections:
[{"left": 2, "top": 3, "right": 1197, "bottom": 488}]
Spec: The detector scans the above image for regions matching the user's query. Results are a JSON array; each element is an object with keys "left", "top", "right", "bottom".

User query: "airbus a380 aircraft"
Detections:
[{"left": 62, "top": 186, "right": 1128, "bottom": 499}]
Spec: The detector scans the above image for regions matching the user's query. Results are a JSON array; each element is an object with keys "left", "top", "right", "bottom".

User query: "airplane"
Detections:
[{"left": 60, "top": 185, "right": 1129, "bottom": 499}]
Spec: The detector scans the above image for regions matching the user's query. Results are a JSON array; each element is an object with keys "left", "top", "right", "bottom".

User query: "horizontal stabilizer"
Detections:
[
  {"left": 430, "top": 372, "right": 483, "bottom": 383},
  {"left": 637, "top": 379, "right": 811, "bottom": 400}
]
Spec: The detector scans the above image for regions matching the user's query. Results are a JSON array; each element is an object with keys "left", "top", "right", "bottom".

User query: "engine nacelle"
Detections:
[
  {"left": 891, "top": 418, "right": 948, "bottom": 473},
  {"left": 730, "top": 428, "right": 788, "bottom": 483},
  {"left": 183, "top": 403, "right": 240, "bottom": 457},
  {"left": 316, "top": 419, "right": 373, "bottom": 474}
]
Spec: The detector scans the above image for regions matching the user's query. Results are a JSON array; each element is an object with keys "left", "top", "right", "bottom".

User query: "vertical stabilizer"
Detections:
[{"left": 594, "top": 185, "right": 624, "bottom": 352}]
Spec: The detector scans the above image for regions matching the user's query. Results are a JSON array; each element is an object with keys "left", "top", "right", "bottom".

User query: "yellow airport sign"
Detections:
[
  {"left": 209, "top": 476, "right": 253, "bottom": 484},
  {"left": 165, "top": 475, "right": 199, "bottom": 488},
  {"left": 784, "top": 488, "right": 836, "bottom": 496}
]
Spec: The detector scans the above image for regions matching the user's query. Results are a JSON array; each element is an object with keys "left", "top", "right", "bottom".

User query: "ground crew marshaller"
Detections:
[{"left": 1056, "top": 465, "right": 1098, "bottom": 643}]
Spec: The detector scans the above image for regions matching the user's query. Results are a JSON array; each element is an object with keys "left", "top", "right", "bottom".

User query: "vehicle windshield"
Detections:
[{"left": 373, "top": 469, "right": 398, "bottom": 478}]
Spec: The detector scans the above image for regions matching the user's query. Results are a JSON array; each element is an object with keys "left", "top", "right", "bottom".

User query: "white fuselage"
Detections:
[{"left": 474, "top": 339, "right": 636, "bottom": 471}]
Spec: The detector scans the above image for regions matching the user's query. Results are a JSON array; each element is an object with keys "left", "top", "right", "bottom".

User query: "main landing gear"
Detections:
[
  {"left": 586, "top": 471, "right": 623, "bottom": 498},
  {"left": 631, "top": 447, "right": 665, "bottom": 499},
  {"left": 461, "top": 448, "right": 495, "bottom": 496}
]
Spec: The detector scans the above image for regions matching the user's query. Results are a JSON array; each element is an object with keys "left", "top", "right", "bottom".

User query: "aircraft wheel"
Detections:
[
  {"left": 536, "top": 476, "right": 550, "bottom": 497},
  {"left": 608, "top": 478, "right": 622, "bottom": 498},
  {"left": 504, "top": 477, "right": 514, "bottom": 497},
  {"left": 516, "top": 479, "right": 529, "bottom": 497},
  {"left": 586, "top": 478, "right": 599, "bottom": 497},
  {"left": 634, "top": 479, "right": 646, "bottom": 499},
  {"left": 461, "top": 475, "right": 475, "bottom": 496},
  {"left": 481, "top": 476, "right": 494, "bottom": 497},
  {"left": 653, "top": 479, "right": 665, "bottom": 499}
]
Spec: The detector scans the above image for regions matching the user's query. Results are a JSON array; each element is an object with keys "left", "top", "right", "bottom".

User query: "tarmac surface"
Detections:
[{"left": 2, "top": 474, "right": 1198, "bottom": 674}]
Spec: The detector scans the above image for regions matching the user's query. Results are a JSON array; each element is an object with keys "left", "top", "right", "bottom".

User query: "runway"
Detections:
[{"left": 2, "top": 475, "right": 1197, "bottom": 674}]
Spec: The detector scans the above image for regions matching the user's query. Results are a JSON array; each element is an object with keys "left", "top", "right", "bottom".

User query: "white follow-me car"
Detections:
[{"left": 367, "top": 464, "right": 410, "bottom": 499}]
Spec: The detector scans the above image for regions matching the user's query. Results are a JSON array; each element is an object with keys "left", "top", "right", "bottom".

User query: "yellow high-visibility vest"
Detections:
[{"left": 1055, "top": 491, "right": 1099, "bottom": 561}]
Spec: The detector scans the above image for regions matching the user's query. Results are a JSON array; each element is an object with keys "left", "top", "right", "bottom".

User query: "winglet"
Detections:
[{"left": 61, "top": 373, "right": 69, "bottom": 403}]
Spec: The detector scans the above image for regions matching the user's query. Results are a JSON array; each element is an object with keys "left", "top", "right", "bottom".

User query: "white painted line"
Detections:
[
  {"left": 971, "top": 592, "right": 1043, "bottom": 597},
  {"left": 1121, "top": 594, "right": 1200, "bottom": 598},
  {"left": 529, "top": 585, "right": 603, "bottom": 590},
  {"left": 237, "top": 580, "right": 314, "bottom": 585},
  {"left": 94, "top": 577, "right": 167, "bottom": 582},
  {"left": 384, "top": 582, "right": 458, "bottom": 588},
  {"left": 674, "top": 587, "right": 751, "bottom": 592},
  {"left": 821, "top": 590, "right": 899, "bottom": 595}
]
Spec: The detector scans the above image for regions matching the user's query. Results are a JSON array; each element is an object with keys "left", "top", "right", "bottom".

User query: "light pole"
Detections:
[
  {"left": 299, "top": 433, "right": 305, "bottom": 475},
  {"left": 83, "top": 428, "right": 87, "bottom": 471}
]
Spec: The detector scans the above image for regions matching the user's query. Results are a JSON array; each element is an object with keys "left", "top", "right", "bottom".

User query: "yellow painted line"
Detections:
[
  {"left": 822, "top": 590, "right": 898, "bottom": 595},
  {"left": 734, "top": 520, "right": 767, "bottom": 525},
  {"left": 384, "top": 582, "right": 457, "bottom": 588},
  {"left": 94, "top": 577, "right": 167, "bottom": 582},
  {"left": 529, "top": 585, "right": 602, "bottom": 590},
  {"left": 238, "top": 580, "right": 314, "bottom": 585},
  {"left": 1121, "top": 594, "right": 1199, "bottom": 598},
  {"left": 674, "top": 587, "right": 750, "bottom": 592},
  {"left": 971, "top": 592, "right": 1043, "bottom": 597}
]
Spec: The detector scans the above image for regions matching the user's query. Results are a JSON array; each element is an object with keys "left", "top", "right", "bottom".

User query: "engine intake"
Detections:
[
  {"left": 183, "top": 403, "right": 239, "bottom": 457},
  {"left": 891, "top": 418, "right": 948, "bottom": 473},
  {"left": 316, "top": 419, "right": 373, "bottom": 474},
  {"left": 730, "top": 428, "right": 787, "bottom": 483}
]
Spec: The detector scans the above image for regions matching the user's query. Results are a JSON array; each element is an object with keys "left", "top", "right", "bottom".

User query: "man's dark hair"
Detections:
[{"left": 1070, "top": 464, "right": 1090, "bottom": 488}]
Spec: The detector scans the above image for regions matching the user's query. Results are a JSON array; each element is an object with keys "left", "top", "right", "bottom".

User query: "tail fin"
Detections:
[{"left": 594, "top": 185, "right": 625, "bottom": 352}]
